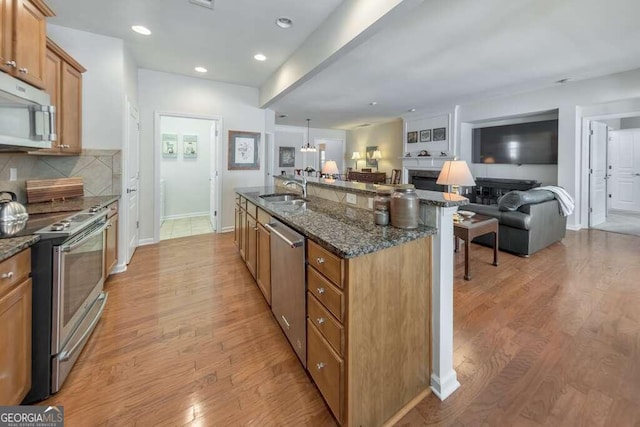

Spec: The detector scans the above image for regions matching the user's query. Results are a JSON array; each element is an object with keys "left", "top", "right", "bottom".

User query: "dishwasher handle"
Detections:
[{"left": 265, "top": 222, "right": 304, "bottom": 248}]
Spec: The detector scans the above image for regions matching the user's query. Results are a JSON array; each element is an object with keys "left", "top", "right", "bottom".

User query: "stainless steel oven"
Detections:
[{"left": 50, "top": 212, "right": 109, "bottom": 392}]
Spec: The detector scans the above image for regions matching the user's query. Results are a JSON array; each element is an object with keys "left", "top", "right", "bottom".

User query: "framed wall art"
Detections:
[
  {"left": 366, "top": 145, "right": 378, "bottom": 167},
  {"left": 433, "top": 127, "right": 447, "bottom": 141},
  {"left": 228, "top": 130, "right": 260, "bottom": 170},
  {"left": 407, "top": 131, "right": 418, "bottom": 144},
  {"left": 162, "top": 133, "right": 178, "bottom": 158},
  {"left": 279, "top": 146, "right": 295, "bottom": 167},
  {"left": 420, "top": 129, "right": 431, "bottom": 142},
  {"left": 183, "top": 134, "right": 198, "bottom": 159}
]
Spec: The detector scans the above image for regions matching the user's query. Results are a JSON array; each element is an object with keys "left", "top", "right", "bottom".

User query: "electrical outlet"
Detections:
[
  {"left": 367, "top": 197, "right": 373, "bottom": 209},
  {"left": 9, "top": 168, "right": 17, "bottom": 181},
  {"left": 346, "top": 194, "right": 357, "bottom": 205}
]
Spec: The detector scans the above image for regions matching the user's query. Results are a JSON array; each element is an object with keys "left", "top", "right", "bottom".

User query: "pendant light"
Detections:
[{"left": 300, "top": 118, "right": 316, "bottom": 152}]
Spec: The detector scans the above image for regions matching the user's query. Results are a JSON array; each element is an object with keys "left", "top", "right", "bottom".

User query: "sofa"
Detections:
[{"left": 463, "top": 189, "right": 567, "bottom": 256}]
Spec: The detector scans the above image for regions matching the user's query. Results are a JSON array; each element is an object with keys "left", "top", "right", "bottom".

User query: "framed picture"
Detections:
[
  {"left": 420, "top": 129, "right": 431, "bottom": 142},
  {"left": 407, "top": 131, "right": 418, "bottom": 144},
  {"left": 228, "top": 130, "right": 260, "bottom": 170},
  {"left": 278, "top": 146, "right": 295, "bottom": 167},
  {"left": 433, "top": 127, "right": 447, "bottom": 141},
  {"left": 366, "top": 145, "right": 378, "bottom": 168},
  {"left": 183, "top": 134, "right": 198, "bottom": 159},
  {"left": 162, "top": 133, "right": 178, "bottom": 158}
]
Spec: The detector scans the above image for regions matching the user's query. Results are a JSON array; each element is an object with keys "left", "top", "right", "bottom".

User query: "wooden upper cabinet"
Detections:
[
  {"left": 0, "top": 0, "right": 54, "bottom": 88},
  {"left": 34, "top": 38, "right": 85, "bottom": 155}
]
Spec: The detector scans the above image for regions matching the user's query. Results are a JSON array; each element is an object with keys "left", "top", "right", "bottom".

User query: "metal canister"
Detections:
[
  {"left": 374, "top": 188, "right": 392, "bottom": 212},
  {"left": 374, "top": 207, "right": 389, "bottom": 226},
  {"left": 390, "top": 186, "right": 419, "bottom": 229}
]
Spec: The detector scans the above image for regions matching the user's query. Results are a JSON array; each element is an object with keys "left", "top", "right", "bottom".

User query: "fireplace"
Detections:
[{"left": 408, "top": 169, "right": 446, "bottom": 192}]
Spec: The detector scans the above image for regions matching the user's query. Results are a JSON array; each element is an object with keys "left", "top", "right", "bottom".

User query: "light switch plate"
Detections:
[
  {"left": 9, "top": 168, "right": 17, "bottom": 181},
  {"left": 346, "top": 194, "right": 357, "bottom": 205},
  {"left": 368, "top": 197, "right": 373, "bottom": 209}
]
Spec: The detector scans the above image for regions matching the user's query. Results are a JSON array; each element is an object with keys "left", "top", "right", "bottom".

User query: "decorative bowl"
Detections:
[{"left": 458, "top": 210, "right": 475, "bottom": 218}]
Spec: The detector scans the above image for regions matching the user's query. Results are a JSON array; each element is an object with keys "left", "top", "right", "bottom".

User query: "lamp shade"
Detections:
[
  {"left": 322, "top": 160, "right": 339, "bottom": 175},
  {"left": 351, "top": 152, "right": 361, "bottom": 160},
  {"left": 371, "top": 150, "right": 382, "bottom": 160},
  {"left": 436, "top": 161, "right": 476, "bottom": 186}
]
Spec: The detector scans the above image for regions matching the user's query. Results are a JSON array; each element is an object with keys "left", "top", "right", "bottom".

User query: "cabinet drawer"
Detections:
[
  {"left": 106, "top": 201, "right": 118, "bottom": 219},
  {"left": 308, "top": 292, "right": 343, "bottom": 356},
  {"left": 0, "top": 249, "right": 31, "bottom": 298},
  {"left": 307, "top": 319, "right": 342, "bottom": 423},
  {"left": 246, "top": 200, "right": 257, "bottom": 219},
  {"left": 257, "top": 208, "right": 271, "bottom": 226},
  {"left": 307, "top": 267, "right": 343, "bottom": 322},
  {"left": 308, "top": 240, "right": 342, "bottom": 288}
]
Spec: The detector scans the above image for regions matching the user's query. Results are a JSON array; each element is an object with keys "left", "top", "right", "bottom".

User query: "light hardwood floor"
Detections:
[{"left": 42, "top": 230, "right": 640, "bottom": 426}]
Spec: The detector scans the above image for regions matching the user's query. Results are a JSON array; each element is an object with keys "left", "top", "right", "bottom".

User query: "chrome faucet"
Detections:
[{"left": 282, "top": 177, "right": 307, "bottom": 198}]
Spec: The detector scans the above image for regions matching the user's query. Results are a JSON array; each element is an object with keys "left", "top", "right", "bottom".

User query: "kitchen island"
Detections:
[{"left": 235, "top": 179, "right": 467, "bottom": 426}]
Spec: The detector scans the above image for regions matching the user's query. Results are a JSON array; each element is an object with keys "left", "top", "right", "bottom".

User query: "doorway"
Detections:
[
  {"left": 586, "top": 116, "right": 640, "bottom": 237},
  {"left": 154, "top": 113, "right": 222, "bottom": 242}
]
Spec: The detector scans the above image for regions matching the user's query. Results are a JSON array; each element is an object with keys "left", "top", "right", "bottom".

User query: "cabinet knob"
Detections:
[
  {"left": 5, "top": 60, "right": 16, "bottom": 68},
  {"left": 1, "top": 271, "right": 14, "bottom": 279},
  {"left": 18, "top": 67, "right": 28, "bottom": 74},
  {"left": 316, "top": 257, "right": 325, "bottom": 264},
  {"left": 316, "top": 317, "right": 325, "bottom": 325},
  {"left": 316, "top": 362, "right": 326, "bottom": 370},
  {"left": 316, "top": 287, "right": 325, "bottom": 295}
]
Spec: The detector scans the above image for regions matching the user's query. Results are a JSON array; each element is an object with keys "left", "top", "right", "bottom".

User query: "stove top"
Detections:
[{"left": 0, "top": 205, "right": 108, "bottom": 240}]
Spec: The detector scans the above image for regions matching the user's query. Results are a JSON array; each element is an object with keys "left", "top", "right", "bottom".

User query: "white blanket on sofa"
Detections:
[{"left": 531, "top": 186, "right": 574, "bottom": 216}]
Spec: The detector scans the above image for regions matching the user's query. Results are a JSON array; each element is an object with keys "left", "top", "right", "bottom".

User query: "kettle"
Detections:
[{"left": 0, "top": 191, "right": 29, "bottom": 235}]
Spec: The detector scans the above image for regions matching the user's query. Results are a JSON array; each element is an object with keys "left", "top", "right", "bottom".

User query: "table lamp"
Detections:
[
  {"left": 371, "top": 150, "right": 382, "bottom": 171},
  {"left": 322, "top": 160, "right": 339, "bottom": 180},
  {"left": 351, "top": 152, "right": 361, "bottom": 169},
  {"left": 437, "top": 160, "right": 476, "bottom": 222}
]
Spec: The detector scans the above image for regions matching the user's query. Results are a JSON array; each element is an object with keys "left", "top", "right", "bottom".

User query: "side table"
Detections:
[{"left": 454, "top": 214, "right": 499, "bottom": 280}]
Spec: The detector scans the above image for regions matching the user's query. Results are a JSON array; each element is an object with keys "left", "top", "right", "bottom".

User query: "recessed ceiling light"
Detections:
[
  {"left": 276, "top": 17, "right": 293, "bottom": 29},
  {"left": 254, "top": 53, "right": 267, "bottom": 61},
  {"left": 556, "top": 78, "right": 570, "bottom": 84},
  {"left": 408, "top": 108, "right": 416, "bottom": 112},
  {"left": 369, "top": 101, "right": 377, "bottom": 106},
  {"left": 278, "top": 114, "right": 288, "bottom": 118},
  {"left": 131, "top": 25, "right": 151, "bottom": 36},
  {"left": 195, "top": 66, "right": 208, "bottom": 73}
]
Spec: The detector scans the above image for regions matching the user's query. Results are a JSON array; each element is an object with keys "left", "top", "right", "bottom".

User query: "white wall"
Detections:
[
  {"left": 47, "top": 25, "right": 125, "bottom": 150},
  {"left": 451, "top": 68, "right": 640, "bottom": 228},
  {"left": 160, "top": 116, "right": 213, "bottom": 218},
  {"left": 404, "top": 114, "right": 450, "bottom": 155},
  {"left": 123, "top": 46, "right": 139, "bottom": 107},
  {"left": 621, "top": 116, "right": 640, "bottom": 129},
  {"left": 274, "top": 125, "right": 346, "bottom": 175},
  {"left": 346, "top": 119, "right": 403, "bottom": 175},
  {"left": 138, "top": 69, "right": 268, "bottom": 238}
]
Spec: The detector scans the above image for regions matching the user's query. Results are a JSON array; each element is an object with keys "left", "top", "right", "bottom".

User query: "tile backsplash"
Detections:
[{"left": 0, "top": 150, "right": 121, "bottom": 203}]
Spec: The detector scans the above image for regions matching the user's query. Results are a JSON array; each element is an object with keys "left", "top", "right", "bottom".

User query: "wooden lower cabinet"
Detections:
[
  {"left": 245, "top": 214, "right": 257, "bottom": 279},
  {"left": 307, "top": 237, "right": 432, "bottom": 426},
  {"left": 256, "top": 222, "right": 271, "bottom": 305},
  {"left": 104, "top": 213, "right": 118, "bottom": 278},
  {"left": 0, "top": 248, "right": 32, "bottom": 405}
]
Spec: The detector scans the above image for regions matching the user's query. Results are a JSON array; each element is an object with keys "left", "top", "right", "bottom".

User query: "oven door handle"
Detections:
[
  {"left": 60, "top": 222, "right": 109, "bottom": 253},
  {"left": 59, "top": 292, "right": 108, "bottom": 362}
]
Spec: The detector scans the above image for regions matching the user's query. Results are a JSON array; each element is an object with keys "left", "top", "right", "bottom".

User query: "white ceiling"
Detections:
[
  {"left": 46, "top": 0, "right": 640, "bottom": 130},
  {"left": 46, "top": 0, "right": 344, "bottom": 87}
]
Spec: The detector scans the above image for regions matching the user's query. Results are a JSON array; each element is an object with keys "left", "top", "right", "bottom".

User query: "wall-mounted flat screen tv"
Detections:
[{"left": 472, "top": 119, "right": 558, "bottom": 165}]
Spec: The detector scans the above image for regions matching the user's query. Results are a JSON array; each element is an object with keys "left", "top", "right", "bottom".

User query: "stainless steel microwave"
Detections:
[{"left": 0, "top": 71, "right": 56, "bottom": 151}]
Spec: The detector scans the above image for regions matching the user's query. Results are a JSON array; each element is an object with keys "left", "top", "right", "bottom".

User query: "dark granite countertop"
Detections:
[
  {"left": 236, "top": 186, "right": 437, "bottom": 259},
  {"left": 26, "top": 195, "right": 120, "bottom": 215},
  {"left": 274, "top": 175, "right": 468, "bottom": 207},
  {"left": 0, "top": 235, "right": 40, "bottom": 262}
]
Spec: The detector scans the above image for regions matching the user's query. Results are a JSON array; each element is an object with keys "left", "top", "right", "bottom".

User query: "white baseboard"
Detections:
[
  {"left": 220, "top": 226, "right": 234, "bottom": 233},
  {"left": 430, "top": 372, "right": 460, "bottom": 401},
  {"left": 567, "top": 224, "right": 581, "bottom": 231},
  {"left": 138, "top": 238, "right": 155, "bottom": 246},
  {"left": 162, "top": 212, "right": 209, "bottom": 221},
  {"left": 111, "top": 263, "right": 127, "bottom": 274}
]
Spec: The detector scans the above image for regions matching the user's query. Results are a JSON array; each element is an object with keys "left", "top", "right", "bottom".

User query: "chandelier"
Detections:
[{"left": 300, "top": 118, "right": 317, "bottom": 152}]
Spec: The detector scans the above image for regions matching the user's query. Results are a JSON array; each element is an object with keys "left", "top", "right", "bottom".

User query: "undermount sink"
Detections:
[{"left": 260, "top": 193, "right": 302, "bottom": 203}]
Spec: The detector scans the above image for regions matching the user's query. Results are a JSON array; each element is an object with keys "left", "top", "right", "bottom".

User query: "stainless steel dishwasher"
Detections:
[{"left": 265, "top": 218, "right": 307, "bottom": 367}]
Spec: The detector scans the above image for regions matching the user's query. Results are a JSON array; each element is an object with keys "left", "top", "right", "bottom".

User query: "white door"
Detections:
[
  {"left": 610, "top": 129, "right": 640, "bottom": 212},
  {"left": 209, "top": 120, "right": 218, "bottom": 230},
  {"left": 126, "top": 104, "right": 140, "bottom": 263},
  {"left": 589, "top": 121, "right": 608, "bottom": 227},
  {"left": 264, "top": 133, "right": 274, "bottom": 185}
]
